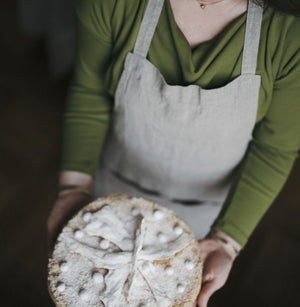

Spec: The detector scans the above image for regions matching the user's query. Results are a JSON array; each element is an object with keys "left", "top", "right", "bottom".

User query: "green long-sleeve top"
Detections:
[{"left": 60, "top": 0, "right": 300, "bottom": 247}]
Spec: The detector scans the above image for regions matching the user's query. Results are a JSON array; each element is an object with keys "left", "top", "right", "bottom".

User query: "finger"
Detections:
[
  {"left": 197, "top": 242, "right": 207, "bottom": 261},
  {"left": 202, "top": 272, "right": 214, "bottom": 284},
  {"left": 47, "top": 239, "right": 54, "bottom": 258},
  {"left": 197, "top": 240, "right": 214, "bottom": 263},
  {"left": 197, "top": 279, "right": 218, "bottom": 307},
  {"left": 47, "top": 218, "right": 61, "bottom": 250},
  {"left": 47, "top": 223, "right": 57, "bottom": 258},
  {"left": 47, "top": 213, "right": 66, "bottom": 257}
]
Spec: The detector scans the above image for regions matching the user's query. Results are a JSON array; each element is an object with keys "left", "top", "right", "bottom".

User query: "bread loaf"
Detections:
[{"left": 48, "top": 194, "right": 202, "bottom": 306}]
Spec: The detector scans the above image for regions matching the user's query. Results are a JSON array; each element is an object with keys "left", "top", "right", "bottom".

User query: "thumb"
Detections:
[{"left": 197, "top": 279, "right": 218, "bottom": 307}]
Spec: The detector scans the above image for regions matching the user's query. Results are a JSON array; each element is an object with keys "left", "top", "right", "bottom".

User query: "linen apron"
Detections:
[{"left": 94, "top": 0, "right": 263, "bottom": 239}]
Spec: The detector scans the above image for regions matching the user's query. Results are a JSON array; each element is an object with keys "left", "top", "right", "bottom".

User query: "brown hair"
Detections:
[{"left": 256, "top": 0, "right": 300, "bottom": 16}]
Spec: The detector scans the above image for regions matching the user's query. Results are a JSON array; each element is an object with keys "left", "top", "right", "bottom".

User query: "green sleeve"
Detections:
[
  {"left": 59, "top": 0, "right": 115, "bottom": 176},
  {"left": 212, "top": 21, "right": 300, "bottom": 247}
]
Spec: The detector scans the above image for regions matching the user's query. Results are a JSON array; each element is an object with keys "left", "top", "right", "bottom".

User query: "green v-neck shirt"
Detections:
[{"left": 60, "top": 0, "right": 300, "bottom": 246}]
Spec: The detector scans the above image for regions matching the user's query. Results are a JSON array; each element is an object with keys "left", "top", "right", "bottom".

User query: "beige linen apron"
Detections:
[{"left": 94, "top": 0, "right": 263, "bottom": 239}]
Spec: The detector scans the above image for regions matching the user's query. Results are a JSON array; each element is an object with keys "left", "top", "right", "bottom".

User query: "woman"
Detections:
[{"left": 47, "top": 0, "right": 300, "bottom": 306}]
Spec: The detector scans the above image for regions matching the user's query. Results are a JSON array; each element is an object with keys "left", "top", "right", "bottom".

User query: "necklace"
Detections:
[{"left": 196, "top": 0, "right": 226, "bottom": 9}]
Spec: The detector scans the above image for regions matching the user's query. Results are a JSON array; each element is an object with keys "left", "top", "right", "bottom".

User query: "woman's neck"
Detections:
[{"left": 169, "top": 0, "right": 248, "bottom": 48}]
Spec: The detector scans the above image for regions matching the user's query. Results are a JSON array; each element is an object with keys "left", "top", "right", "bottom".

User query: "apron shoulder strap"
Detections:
[
  {"left": 241, "top": 0, "right": 264, "bottom": 75},
  {"left": 133, "top": 0, "right": 165, "bottom": 58}
]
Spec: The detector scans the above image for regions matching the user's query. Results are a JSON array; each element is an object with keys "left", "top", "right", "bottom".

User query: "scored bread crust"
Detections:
[{"left": 48, "top": 193, "right": 202, "bottom": 307}]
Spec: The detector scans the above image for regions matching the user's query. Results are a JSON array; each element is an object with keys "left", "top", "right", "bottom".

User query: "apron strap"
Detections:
[
  {"left": 133, "top": 0, "right": 165, "bottom": 58},
  {"left": 241, "top": 0, "right": 264, "bottom": 75}
]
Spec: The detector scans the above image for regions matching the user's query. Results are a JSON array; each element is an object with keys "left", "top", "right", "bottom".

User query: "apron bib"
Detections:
[{"left": 94, "top": 0, "right": 263, "bottom": 239}]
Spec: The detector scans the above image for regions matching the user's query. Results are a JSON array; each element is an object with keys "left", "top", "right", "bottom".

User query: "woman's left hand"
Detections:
[{"left": 193, "top": 231, "right": 241, "bottom": 307}]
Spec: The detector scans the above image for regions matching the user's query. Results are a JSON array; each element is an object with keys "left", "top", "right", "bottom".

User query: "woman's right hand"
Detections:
[{"left": 47, "top": 191, "right": 92, "bottom": 257}]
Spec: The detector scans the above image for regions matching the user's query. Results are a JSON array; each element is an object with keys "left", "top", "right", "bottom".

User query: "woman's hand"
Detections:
[
  {"left": 47, "top": 171, "right": 93, "bottom": 257},
  {"left": 193, "top": 230, "right": 241, "bottom": 307},
  {"left": 47, "top": 191, "right": 92, "bottom": 257}
]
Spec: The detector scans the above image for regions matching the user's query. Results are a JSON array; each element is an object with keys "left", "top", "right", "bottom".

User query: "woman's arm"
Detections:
[
  {"left": 210, "top": 16, "right": 300, "bottom": 247},
  {"left": 211, "top": 35, "right": 300, "bottom": 247},
  {"left": 60, "top": 0, "right": 115, "bottom": 176},
  {"left": 48, "top": 0, "right": 116, "bottom": 254},
  {"left": 195, "top": 18, "right": 300, "bottom": 306}
]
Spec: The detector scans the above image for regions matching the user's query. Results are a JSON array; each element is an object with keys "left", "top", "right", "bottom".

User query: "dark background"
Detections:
[{"left": 0, "top": 1, "right": 299, "bottom": 306}]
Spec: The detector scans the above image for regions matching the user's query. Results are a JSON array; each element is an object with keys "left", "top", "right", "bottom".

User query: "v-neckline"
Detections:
[{"left": 165, "top": 0, "right": 248, "bottom": 57}]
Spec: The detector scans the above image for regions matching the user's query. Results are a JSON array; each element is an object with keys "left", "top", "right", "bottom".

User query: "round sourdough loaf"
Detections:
[{"left": 48, "top": 194, "right": 202, "bottom": 307}]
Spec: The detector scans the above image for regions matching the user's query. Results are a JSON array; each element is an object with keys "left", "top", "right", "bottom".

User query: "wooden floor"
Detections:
[{"left": 0, "top": 1, "right": 299, "bottom": 306}]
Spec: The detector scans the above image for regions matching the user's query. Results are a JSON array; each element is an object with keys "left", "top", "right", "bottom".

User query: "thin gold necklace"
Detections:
[{"left": 196, "top": 0, "right": 227, "bottom": 9}]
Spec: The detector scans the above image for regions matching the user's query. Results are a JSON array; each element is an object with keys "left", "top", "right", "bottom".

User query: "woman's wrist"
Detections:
[
  {"left": 57, "top": 185, "right": 93, "bottom": 199},
  {"left": 58, "top": 171, "right": 93, "bottom": 191},
  {"left": 57, "top": 171, "right": 94, "bottom": 198},
  {"left": 206, "top": 229, "right": 242, "bottom": 260}
]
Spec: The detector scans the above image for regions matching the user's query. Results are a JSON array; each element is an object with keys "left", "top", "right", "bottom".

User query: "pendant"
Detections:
[{"left": 199, "top": 3, "right": 206, "bottom": 9}]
